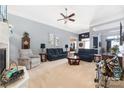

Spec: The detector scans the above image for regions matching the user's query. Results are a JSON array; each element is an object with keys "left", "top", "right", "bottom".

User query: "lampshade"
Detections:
[
  {"left": 40, "top": 43, "right": 45, "bottom": 48},
  {"left": 65, "top": 44, "right": 68, "bottom": 48}
]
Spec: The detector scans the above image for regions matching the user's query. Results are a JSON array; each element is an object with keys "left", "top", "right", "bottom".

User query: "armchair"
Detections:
[{"left": 18, "top": 49, "right": 41, "bottom": 69}]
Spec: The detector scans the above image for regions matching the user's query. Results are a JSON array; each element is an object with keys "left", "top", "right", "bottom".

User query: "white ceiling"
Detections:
[{"left": 8, "top": 5, "right": 124, "bottom": 34}]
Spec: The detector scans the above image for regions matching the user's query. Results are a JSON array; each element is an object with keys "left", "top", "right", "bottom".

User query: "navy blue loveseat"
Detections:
[
  {"left": 46, "top": 48, "right": 67, "bottom": 61},
  {"left": 78, "top": 49, "right": 95, "bottom": 62}
]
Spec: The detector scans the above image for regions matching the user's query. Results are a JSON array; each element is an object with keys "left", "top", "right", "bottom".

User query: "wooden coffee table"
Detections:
[{"left": 67, "top": 56, "right": 80, "bottom": 65}]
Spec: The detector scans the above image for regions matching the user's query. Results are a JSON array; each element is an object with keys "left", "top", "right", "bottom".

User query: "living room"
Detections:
[{"left": 0, "top": 5, "right": 124, "bottom": 88}]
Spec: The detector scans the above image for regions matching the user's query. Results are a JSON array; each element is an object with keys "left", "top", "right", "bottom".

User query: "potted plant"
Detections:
[
  {"left": 23, "top": 32, "right": 29, "bottom": 37},
  {"left": 111, "top": 45, "right": 119, "bottom": 55}
]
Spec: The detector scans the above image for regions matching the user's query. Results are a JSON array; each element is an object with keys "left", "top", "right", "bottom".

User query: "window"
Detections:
[
  {"left": 106, "top": 35, "right": 120, "bottom": 50},
  {"left": 0, "top": 5, "right": 7, "bottom": 21},
  {"left": 107, "top": 35, "right": 120, "bottom": 40},
  {"left": 81, "top": 38, "right": 90, "bottom": 49},
  {"left": 111, "top": 40, "right": 119, "bottom": 48}
]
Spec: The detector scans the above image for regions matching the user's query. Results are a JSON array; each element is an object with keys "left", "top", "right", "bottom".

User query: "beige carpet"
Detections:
[{"left": 28, "top": 59, "right": 124, "bottom": 88}]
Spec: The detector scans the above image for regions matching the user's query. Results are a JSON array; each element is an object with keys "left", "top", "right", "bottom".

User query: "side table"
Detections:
[{"left": 39, "top": 53, "right": 47, "bottom": 62}]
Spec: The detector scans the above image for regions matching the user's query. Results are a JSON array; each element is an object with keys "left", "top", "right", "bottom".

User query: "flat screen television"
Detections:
[{"left": 0, "top": 49, "right": 6, "bottom": 74}]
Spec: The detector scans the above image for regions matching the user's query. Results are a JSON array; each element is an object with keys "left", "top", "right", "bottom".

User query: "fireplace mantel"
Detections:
[
  {"left": 0, "top": 42, "right": 8, "bottom": 48},
  {"left": 0, "top": 22, "right": 9, "bottom": 69}
]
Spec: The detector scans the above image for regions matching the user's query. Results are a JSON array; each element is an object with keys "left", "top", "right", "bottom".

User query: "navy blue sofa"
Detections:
[
  {"left": 78, "top": 49, "right": 95, "bottom": 62},
  {"left": 46, "top": 48, "right": 67, "bottom": 61}
]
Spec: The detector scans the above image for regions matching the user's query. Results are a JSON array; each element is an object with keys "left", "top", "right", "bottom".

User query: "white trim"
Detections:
[
  {"left": 93, "top": 26, "right": 124, "bottom": 32},
  {"left": 90, "top": 16, "right": 124, "bottom": 28}
]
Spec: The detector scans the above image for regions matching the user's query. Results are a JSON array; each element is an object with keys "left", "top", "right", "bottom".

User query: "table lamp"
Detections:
[
  {"left": 40, "top": 43, "right": 45, "bottom": 53},
  {"left": 65, "top": 44, "right": 68, "bottom": 51}
]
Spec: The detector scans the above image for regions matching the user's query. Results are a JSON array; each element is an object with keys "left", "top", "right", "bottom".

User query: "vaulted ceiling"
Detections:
[{"left": 8, "top": 5, "right": 124, "bottom": 34}]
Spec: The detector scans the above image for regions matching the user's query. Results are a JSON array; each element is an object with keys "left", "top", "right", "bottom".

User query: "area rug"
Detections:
[{"left": 28, "top": 59, "right": 124, "bottom": 88}]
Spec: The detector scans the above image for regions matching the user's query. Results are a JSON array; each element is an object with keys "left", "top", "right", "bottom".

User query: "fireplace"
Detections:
[{"left": 0, "top": 48, "right": 6, "bottom": 74}]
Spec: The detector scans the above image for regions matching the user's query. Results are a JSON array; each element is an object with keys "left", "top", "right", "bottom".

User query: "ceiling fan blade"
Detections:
[
  {"left": 60, "top": 13, "right": 66, "bottom": 18},
  {"left": 69, "top": 19, "right": 75, "bottom": 22},
  {"left": 64, "top": 20, "right": 67, "bottom": 24},
  {"left": 65, "top": 8, "right": 67, "bottom": 11},
  {"left": 57, "top": 19, "right": 64, "bottom": 21},
  {"left": 68, "top": 13, "right": 75, "bottom": 18}
]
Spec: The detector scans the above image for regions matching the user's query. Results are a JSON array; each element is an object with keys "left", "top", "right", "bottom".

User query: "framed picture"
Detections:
[
  {"left": 48, "top": 33, "right": 61, "bottom": 47},
  {"left": 48, "top": 33, "right": 54, "bottom": 46},
  {"left": 55, "top": 36, "right": 60, "bottom": 47}
]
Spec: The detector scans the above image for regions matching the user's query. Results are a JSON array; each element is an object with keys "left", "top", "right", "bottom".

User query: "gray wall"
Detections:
[{"left": 8, "top": 14, "right": 78, "bottom": 60}]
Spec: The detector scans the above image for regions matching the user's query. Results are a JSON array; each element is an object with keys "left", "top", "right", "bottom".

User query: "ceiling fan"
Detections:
[{"left": 57, "top": 8, "right": 75, "bottom": 24}]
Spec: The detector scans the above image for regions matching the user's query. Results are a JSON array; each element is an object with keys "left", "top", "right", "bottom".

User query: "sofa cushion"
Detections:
[
  {"left": 47, "top": 48, "right": 66, "bottom": 61},
  {"left": 79, "top": 55, "right": 90, "bottom": 58},
  {"left": 48, "top": 49, "right": 54, "bottom": 54},
  {"left": 58, "top": 49, "right": 63, "bottom": 54},
  {"left": 20, "top": 49, "right": 33, "bottom": 58},
  {"left": 78, "top": 49, "right": 95, "bottom": 62},
  {"left": 52, "top": 55, "right": 58, "bottom": 58},
  {"left": 54, "top": 49, "right": 59, "bottom": 55}
]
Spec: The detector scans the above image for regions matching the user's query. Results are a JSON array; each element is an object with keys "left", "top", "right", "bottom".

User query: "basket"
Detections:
[{"left": 0, "top": 62, "right": 24, "bottom": 88}]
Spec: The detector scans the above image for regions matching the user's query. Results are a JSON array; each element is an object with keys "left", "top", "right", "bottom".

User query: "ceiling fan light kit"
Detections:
[{"left": 57, "top": 8, "right": 75, "bottom": 24}]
